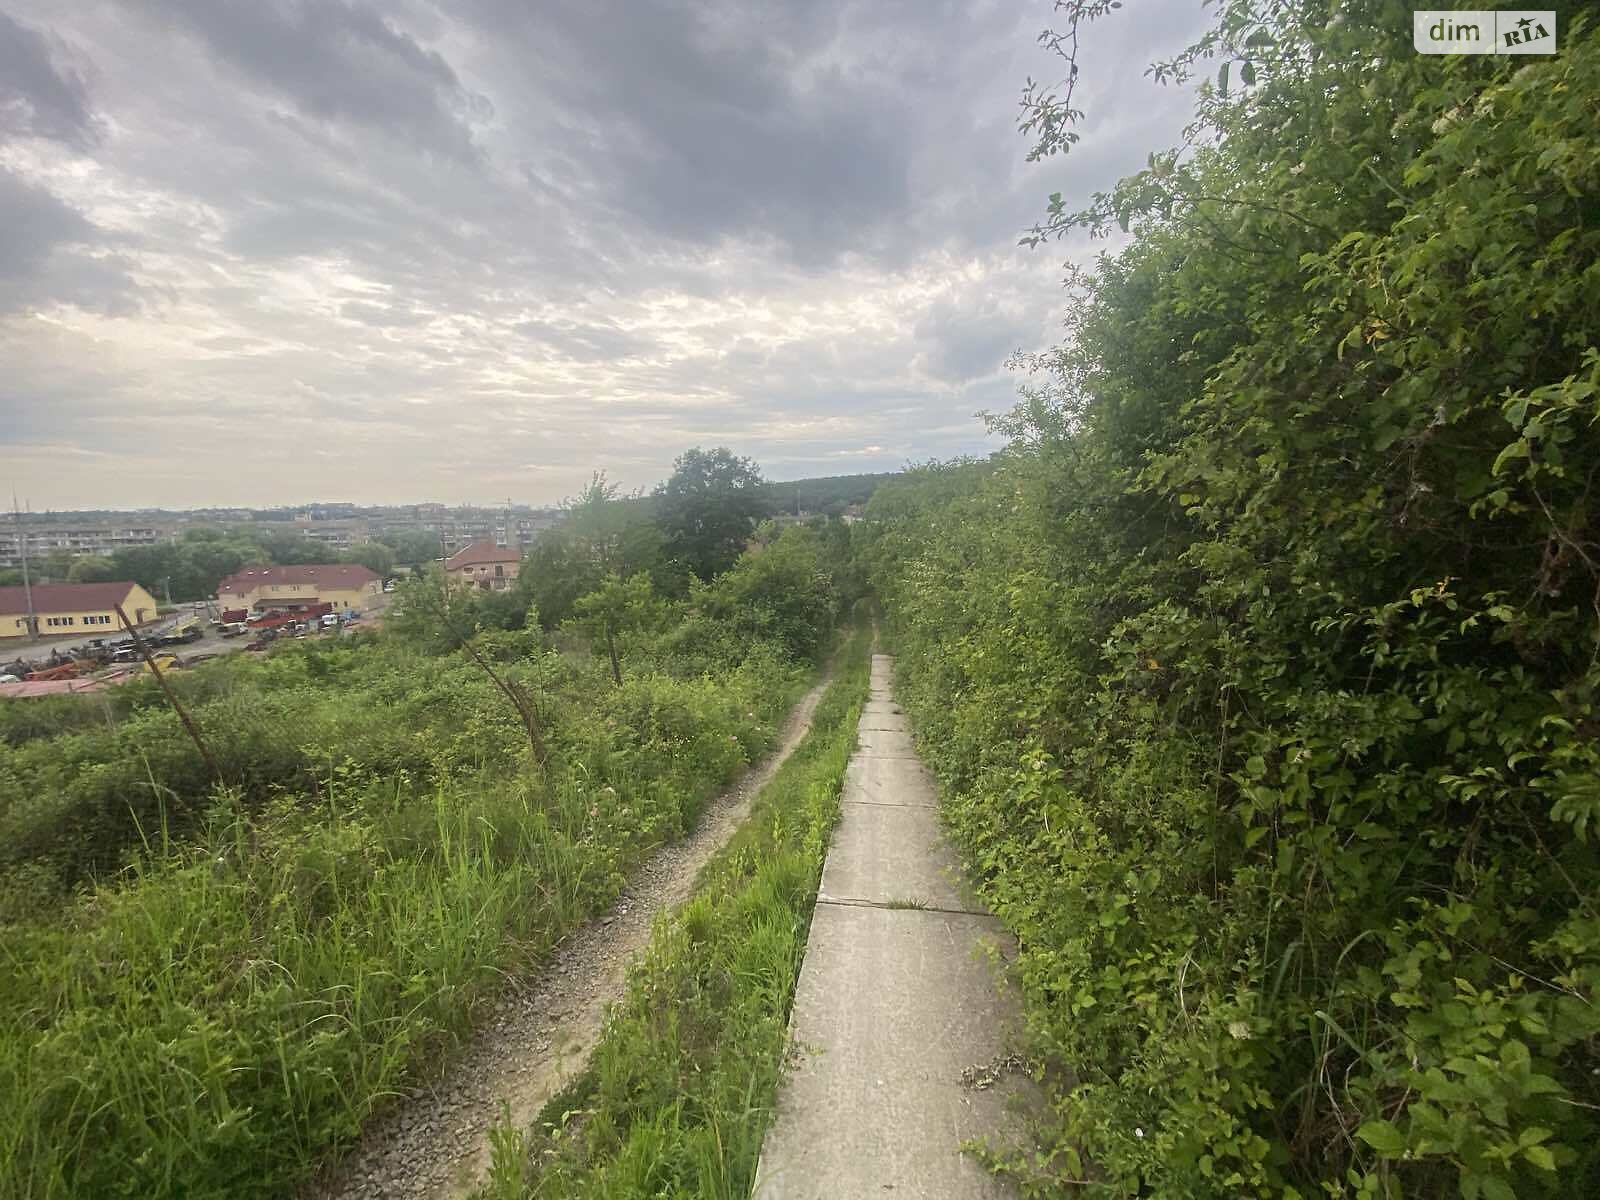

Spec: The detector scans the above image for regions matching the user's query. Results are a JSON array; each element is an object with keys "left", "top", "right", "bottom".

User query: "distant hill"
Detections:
[{"left": 761, "top": 472, "right": 898, "bottom": 516}]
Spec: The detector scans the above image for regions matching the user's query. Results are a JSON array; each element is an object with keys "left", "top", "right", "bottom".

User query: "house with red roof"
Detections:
[
  {"left": 216, "top": 563, "right": 382, "bottom": 614},
  {"left": 0, "top": 580, "right": 159, "bottom": 640},
  {"left": 444, "top": 541, "right": 521, "bottom": 592}
]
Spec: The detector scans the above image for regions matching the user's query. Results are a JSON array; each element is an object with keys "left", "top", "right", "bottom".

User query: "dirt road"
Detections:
[{"left": 306, "top": 674, "right": 833, "bottom": 1200}]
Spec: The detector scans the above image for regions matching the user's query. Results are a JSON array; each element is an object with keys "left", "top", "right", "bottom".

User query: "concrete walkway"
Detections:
[{"left": 754, "top": 653, "right": 1029, "bottom": 1199}]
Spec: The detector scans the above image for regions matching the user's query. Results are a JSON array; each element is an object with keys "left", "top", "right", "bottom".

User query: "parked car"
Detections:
[
  {"left": 109, "top": 647, "right": 142, "bottom": 664},
  {"left": 218, "top": 622, "right": 249, "bottom": 638},
  {"left": 320, "top": 613, "right": 340, "bottom": 630}
]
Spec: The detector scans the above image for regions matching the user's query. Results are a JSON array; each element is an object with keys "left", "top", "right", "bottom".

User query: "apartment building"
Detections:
[
  {"left": 444, "top": 541, "right": 521, "bottom": 591},
  {"left": 0, "top": 522, "right": 178, "bottom": 568},
  {"left": 373, "top": 505, "right": 562, "bottom": 554}
]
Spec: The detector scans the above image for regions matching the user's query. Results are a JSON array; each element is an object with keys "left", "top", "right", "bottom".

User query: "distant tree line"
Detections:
[
  {"left": 1, "top": 451, "right": 889, "bottom": 607},
  {"left": 394, "top": 447, "right": 869, "bottom": 650}
]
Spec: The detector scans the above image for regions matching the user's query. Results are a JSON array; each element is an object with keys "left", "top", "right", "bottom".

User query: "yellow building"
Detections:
[
  {"left": 0, "top": 581, "right": 160, "bottom": 640},
  {"left": 216, "top": 563, "right": 383, "bottom": 614}
]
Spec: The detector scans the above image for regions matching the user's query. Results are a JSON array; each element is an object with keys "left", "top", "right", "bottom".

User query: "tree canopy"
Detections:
[{"left": 653, "top": 447, "right": 770, "bottom": 580}]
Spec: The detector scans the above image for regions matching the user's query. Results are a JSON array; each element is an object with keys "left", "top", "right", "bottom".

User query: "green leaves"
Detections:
[
  {"left": 865, "top": 3, "right": 1600, "bottom": 1198},
  {"left": 1356, "top": 1119, "right": 1406, "bottom": 1156}
]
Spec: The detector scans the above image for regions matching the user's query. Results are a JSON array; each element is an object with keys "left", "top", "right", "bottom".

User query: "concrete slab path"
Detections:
[{"left": 754, "top": 654, "right": 1030, "bottom": 1199}]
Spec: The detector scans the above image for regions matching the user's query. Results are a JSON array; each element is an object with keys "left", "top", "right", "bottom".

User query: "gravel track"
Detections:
[{"left": 303, "top": 675, "right": 833, "bottom": 1200}]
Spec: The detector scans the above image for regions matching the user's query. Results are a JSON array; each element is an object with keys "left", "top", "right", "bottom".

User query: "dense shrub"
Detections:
[
  {"left": 0, "top": 534, "right": 837, "bottom": 1198},
  {"left": 866, "top": 6, "right": 1600, "bottom": 1198},
  {"left": 697, "top": 524, "right": 843, "bottom": 661}
]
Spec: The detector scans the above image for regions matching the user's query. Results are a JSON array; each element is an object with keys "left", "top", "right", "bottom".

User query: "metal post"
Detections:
[{"left": 13, "top": 496, "right": 36, "bottom": 638}]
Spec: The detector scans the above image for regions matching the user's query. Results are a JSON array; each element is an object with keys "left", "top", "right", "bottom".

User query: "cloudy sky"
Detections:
[{"left": 1, "top": 0, "right": 1203, "bottom": 510}]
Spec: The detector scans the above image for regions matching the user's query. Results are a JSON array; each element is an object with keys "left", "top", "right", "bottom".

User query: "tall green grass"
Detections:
[
  {"left": 479, "top": 625, "right": 871, "bottom": 1199},
  {"left": 0, "top": 643, "right": 808, "bottom": 1198}
]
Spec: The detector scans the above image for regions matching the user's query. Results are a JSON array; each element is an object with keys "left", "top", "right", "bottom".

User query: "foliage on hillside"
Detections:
[
  {"left": 481, "top": 625, "right": 872, "bottom": 1199},
  {"left": 864, "top": 4, "right": 1600, "bottom": 1197},
  {"left": 0, "top": 502, "right": 854, "bottom": 1197},
  {"left": 761, "top": 471, "right": 896, "bottom": 516}
]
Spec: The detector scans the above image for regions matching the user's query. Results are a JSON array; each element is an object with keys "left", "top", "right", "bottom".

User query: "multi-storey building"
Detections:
[
  {"left": 1, "top": 504, "right": 564, "bottom": 568},
  {"left": 245, "top": 516, "right": 373, "bottom": 552},
  {"left": 0, "top": 521, "right": 179, "bottom": 568},
  {"left": 444, "top": 541, "right": 522, "bottom": 591},
  {"left": 371, "top": 506, "right": 562, "bottom": 554}
]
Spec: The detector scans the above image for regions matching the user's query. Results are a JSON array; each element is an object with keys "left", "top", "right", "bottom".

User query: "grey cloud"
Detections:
[
  {"left": 0, "top": 166, "right": 91, "bottom": 276},
  {"left": 2, "top": 0, "right": 1209, "bottom": 507},
  {"left": 467, "top": 0, "right": 1020, "bottom": 265},
  {"left": 340, "top": 300, "right": 430, "bottom": 328},
  {"left": 0, "top": 8, "right": 97, "bottom": 147},
  {"left": 145, "top": 0, "right": 489, "bottom": 160},
  {"left": 0, "top": 166, "right": 139, "bottom": 314},
  {"left": 226, "top": 198, "right": 397, "bottom": 260},
  {"left": 915, "top": 294, "right": 1032, "bottom": 382}
]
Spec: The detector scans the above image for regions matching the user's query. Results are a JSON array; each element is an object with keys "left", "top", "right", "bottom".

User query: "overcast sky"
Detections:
[{"left": 1, "top": 0, "right": 1204, "bottom": 510}]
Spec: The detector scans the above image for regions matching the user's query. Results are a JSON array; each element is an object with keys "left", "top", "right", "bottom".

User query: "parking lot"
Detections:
[{"left": 2, "top": 597, "right": 386, "bottom": 680}]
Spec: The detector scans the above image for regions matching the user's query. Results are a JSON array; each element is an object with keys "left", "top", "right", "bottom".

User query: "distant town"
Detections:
[
  {"left": 0, "top": 473, "right": 889, "bottom": 679},
  {"left": 0, "top": 501, "right": 566, "bottom": 569}
]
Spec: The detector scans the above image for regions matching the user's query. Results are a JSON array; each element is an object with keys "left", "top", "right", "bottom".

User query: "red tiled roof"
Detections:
[
  {"left": 445, "top": 541, "right": 520, "bottom": 569},
  {"left": 217, "top": 563, "right": 379, "bottom": 594},
  {"left": 0, "top": 581, "right": 145, "bottom": 616}
]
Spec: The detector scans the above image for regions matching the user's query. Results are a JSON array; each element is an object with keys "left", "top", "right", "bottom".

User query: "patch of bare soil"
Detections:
[{"left": 304, "top": 676, "right": 832, "bottom": 1200}]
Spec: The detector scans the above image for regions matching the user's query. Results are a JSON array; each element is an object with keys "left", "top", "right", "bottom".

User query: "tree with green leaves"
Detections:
[
  {"left": 864, "top": 4, "right": 1600, "bottom": 1198},
  {"left": 385, "top": 564, "right": 482, "bottom": 653},
  {"left": 700, "top": 524, "right": 839, "bottom": 660},
  {"left": 572, "top": 572, "right": 660, "bottom": 685},
  {"left": 653, "top": 447, "right": 769, "bottom": 580},
  {"left": 518, "top": 473, "right": 684, "bottom": 629},
  {"left": 346, "top": 541, "right": 396, "bottom": 577},
  {"left": 376, "top": 528, "right": 446, "bottom": 567},
  {"left": 65, "top": 555, "right": 115, "bottom": 583}
]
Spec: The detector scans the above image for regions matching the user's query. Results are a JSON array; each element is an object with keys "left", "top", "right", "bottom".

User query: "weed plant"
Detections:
[
  {"left": 0, "top": 619, "right": 817, "bottom": 1197},
  {"left": 480, "top": 624, "right": 872, "bottom": 1199}
]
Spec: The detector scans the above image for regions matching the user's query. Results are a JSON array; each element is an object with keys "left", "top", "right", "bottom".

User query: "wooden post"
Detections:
[
  {"left": 414, "top": 583, "right": 549, "bottom": 770},
  {"left": 605, "top": 621, "right": 622, "bottom": 687},
  {"left": 115, "top": 602, "right": 223, "bottom": 784}
]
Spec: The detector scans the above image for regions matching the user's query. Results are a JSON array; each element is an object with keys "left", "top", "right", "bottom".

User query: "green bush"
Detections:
[
  {"left": 698, "top": 524, "right": 841, "bottom": 661},
  {"left": 865, "top": 6, "right": 1600, "bottom": 1198},
  {"left": 0, "top": 538, "right": 836, "bottom": 1198}
]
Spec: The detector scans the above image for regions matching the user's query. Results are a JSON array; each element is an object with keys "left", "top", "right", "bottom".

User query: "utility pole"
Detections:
[
  {"left": 12, "top": 494, "right": 36, "bottom": 639},
  {"left": 115, "top": 602, "right": 222, "bottom": 785}
]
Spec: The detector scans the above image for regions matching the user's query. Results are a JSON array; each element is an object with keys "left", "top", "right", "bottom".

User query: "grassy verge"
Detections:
[
  {"left": 0, "top": 649, "right": 809, "bottom": 1200},
  {"left": 479, "top": 624, "right": 872, "bottom": 1199}
]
